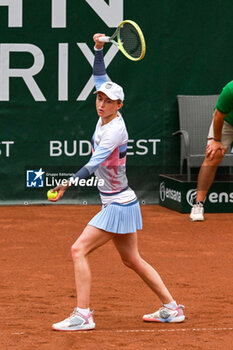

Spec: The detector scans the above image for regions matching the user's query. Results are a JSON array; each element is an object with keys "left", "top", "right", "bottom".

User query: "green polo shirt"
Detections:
[{"left": 215, "top": 80, "right": 233, "bottom": 126}]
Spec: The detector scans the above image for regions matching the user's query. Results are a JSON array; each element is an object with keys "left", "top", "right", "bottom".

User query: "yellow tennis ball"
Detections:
[{"left": 47, "top": 190, "right": 58, "bottom": 199}]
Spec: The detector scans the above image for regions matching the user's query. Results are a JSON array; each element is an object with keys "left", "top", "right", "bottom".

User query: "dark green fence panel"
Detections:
[{"left": 1, "top": 1, "right": 233, "bottom": 204}]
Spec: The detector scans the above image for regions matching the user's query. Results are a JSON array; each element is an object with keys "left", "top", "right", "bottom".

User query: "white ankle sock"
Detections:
[
  {"left": 163, "top": 301, "right": 178, "bottom": 310},
  {"left": 77, "top": 307, "right": 90, "bottom": 316}
]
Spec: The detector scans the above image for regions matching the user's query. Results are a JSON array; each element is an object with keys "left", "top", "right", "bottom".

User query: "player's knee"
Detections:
[
  {"left": 71, "top": 243, "right": 84, "bottom": 261},
  {"left": 122, "top": 254, "right": 141, "bottom": 270}
]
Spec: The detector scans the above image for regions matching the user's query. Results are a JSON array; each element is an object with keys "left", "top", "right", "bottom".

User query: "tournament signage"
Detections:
[
  {"left": 159, "top": 175, "right": 233, "bottom": 213},
  {"left": 0, "top": 0, "right": 163, "bottom": 204},
  {"left": 0, "top": 0, "right": 123, "bottom": 102},
  {"left": 1, "top": 1, "right": 233, "bottom": 205}
]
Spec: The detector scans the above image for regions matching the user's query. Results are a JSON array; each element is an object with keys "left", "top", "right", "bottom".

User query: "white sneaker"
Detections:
[
  {"left": 190, "top": 203, "right": 204, "bottom": 221},
  {"left": 52, "top": 309, "right": 95, "bottom": 331},
  {"left": 143, "top": 305, "right": 185, "bottom": 323}
]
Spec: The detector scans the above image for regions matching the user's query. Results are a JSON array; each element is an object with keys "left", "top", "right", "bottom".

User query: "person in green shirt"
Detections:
[{"left": 190, "top": 80, "right": 233, "bottom": 221}]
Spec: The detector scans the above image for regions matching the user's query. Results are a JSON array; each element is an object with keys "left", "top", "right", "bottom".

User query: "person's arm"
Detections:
[
  {"left": 49, "top": 128, "right": 122, "bottom": 202},
  {"left": 206, "top": 109, "right": 226, "bottom": 160},
  {"left": 93, "top": 33, "right": 107, "bottom": 90},
  {"left": 71, "top": 33, "right": 110, "bottom": 182},
  {"left": 205, "top": 82, "right": 233, "bottom": 160},
  {"left": 48, "top": 34, "right": 111, "bottom": 202},
  {"left": 213, "top": 109, "right": 226, "bottom": 141}
]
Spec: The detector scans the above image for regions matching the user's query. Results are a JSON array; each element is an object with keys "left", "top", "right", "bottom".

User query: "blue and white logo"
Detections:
[{"left": 26, "top": 168, "right": 45, "bottom": 187}]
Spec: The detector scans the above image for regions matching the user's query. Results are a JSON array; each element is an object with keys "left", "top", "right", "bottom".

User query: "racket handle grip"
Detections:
[{"left": 98, "top": 36, "right": 110, "bottom": 43}]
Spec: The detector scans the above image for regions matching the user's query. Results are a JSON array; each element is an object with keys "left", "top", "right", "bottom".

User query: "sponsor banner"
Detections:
[
  {"left": 159, "top": 181, "right": 181, "bottom": 203},
  {"left": 1, "top": 0, "right": 233, "bottom": 204},
  {"left": 159, "top": 175, "right": 233, "bottom": 213}
]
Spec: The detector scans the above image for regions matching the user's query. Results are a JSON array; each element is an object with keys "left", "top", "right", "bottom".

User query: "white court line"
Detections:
[
  {"left": 79, "top": 327, "right": 233, "bottom": 333},
  {"left": 8, "top": 327, "right": 233, "bottom": 335}
]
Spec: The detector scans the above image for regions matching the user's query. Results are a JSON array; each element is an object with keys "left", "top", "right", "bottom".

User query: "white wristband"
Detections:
[{"left": 94, "top": 46, "right": 103, "bottom": 51}]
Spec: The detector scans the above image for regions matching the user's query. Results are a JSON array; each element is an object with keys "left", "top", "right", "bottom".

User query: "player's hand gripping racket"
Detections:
[{"left": 99, "top": 20, "right": 146, "bottom": 61}]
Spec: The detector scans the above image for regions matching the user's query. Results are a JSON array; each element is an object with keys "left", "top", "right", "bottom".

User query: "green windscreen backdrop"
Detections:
[{"left": 1, "top": 0, "right": 233, "bottom": 205}]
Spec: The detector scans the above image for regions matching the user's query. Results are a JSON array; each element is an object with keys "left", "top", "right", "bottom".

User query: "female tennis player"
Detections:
[{"left": 51, "top": 34, "right": 185, "bottom": 331}]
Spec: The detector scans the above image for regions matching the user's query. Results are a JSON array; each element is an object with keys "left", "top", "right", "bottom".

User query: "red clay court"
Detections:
[{"left": 1, "top": 205, "right": 233, "bottom": 350}]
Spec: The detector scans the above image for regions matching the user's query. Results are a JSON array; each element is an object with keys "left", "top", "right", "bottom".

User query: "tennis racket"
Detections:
[{"left": 99, "top": 20, "right": 146, "bottom": 61}]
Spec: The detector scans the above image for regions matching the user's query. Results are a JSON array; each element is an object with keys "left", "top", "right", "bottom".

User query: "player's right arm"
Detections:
[{"left": 93, "top": 33, "right": 107, "bottom": 90}]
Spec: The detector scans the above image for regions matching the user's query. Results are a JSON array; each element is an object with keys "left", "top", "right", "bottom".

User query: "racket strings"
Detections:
[{"left": 119, "top": 23, "right": 143, "bottom": 59}]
